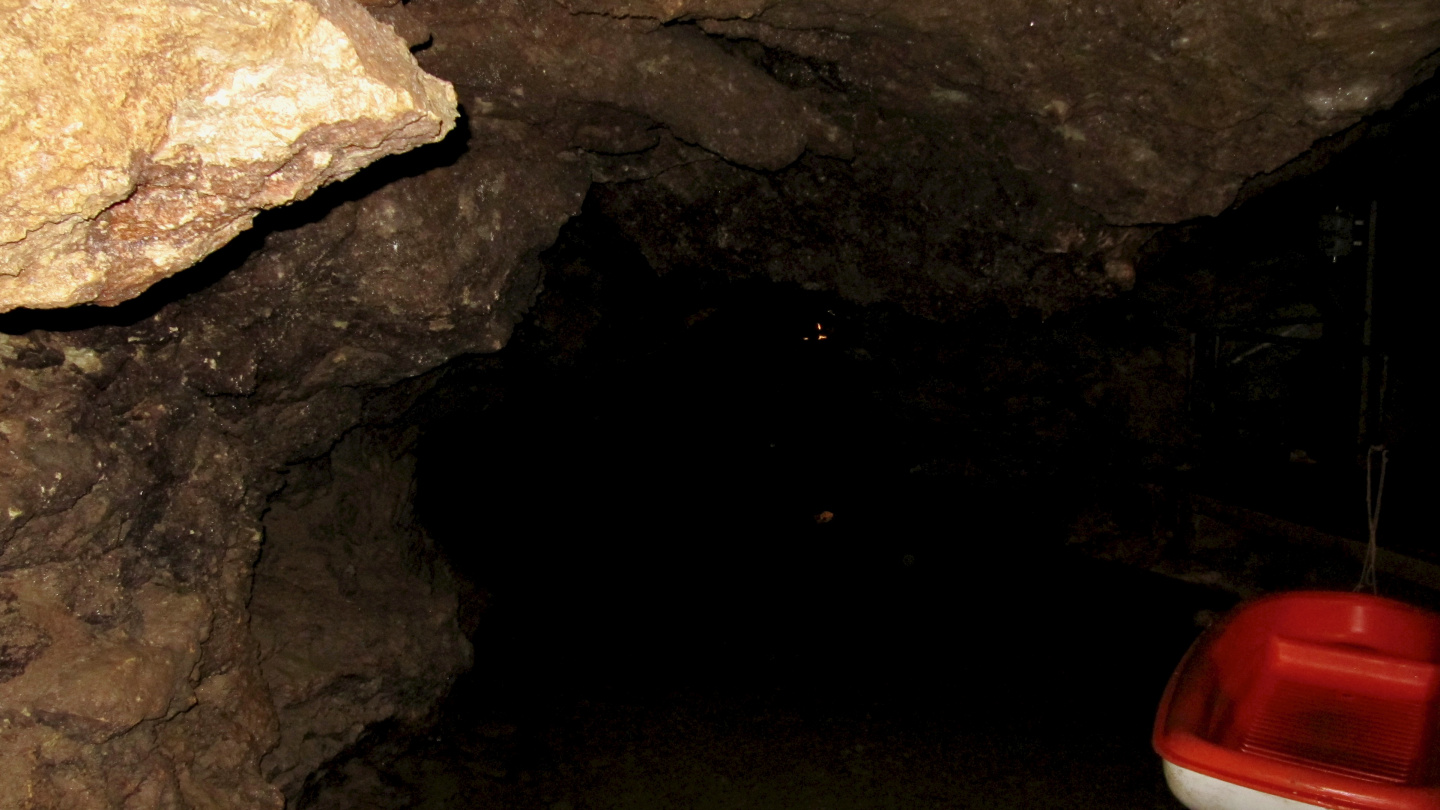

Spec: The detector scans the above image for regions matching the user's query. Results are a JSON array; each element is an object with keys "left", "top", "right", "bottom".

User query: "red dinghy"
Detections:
[{"left": 1154, "top": 591, "right": 1440, "bottom": 810}]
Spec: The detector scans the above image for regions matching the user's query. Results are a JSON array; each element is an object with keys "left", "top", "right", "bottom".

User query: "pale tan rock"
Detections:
[{"left": 0, "top": 0, "right": 457, "bottom": 313}]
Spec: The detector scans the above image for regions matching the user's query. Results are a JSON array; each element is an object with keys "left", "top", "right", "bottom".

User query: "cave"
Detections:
[{"left": 2, "top": 1, "right": 1439, "bottom": 808}]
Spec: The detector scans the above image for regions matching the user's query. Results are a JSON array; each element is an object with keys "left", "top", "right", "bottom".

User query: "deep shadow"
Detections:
[
  {"left": 313, "top": 206, "right": 1241, "bottom": 809},
  {"left": 1132, "top": 74, "right": 1440, "bottom": 560}
]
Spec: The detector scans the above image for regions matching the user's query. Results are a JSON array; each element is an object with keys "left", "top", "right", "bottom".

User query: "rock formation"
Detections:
[
  {"left": 2, "top": 0, "right": 1438, "bottom": 807},
  {"left": 0, "top": 0, "right": 456, "bottom": 312}
]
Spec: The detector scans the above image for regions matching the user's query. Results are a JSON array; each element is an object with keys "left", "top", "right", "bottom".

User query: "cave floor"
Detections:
[
  {"left": 357, "top": 689, "right": 1182, "bottom": 810},
  {"left": 302, "top": 271, "right": 1246, "bottom": 809},
  {"left": 302, "top": 533, "right": 1233, "bottom": 810}
]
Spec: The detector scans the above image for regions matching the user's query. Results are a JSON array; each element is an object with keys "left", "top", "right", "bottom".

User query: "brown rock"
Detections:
[
  {"left": 558, "top": 0, "right": 1440, "bottom": 223},
  {"left": 404, "top": 0, "right": 1438, "bottom": 314},
  {"left": 251, "top": 431, "right": 472, "bottom": 801},
  {"left": 0, "top": 579, "right": 207, "bottom": 744},
  {"left": 411, "top": 0, "right": 850, "bottom": 170},
  {"left": 0, "top": 0, "right": 457, "bottom": 313},
  {"left": 0, "top": 111, "right": 583, "bottom": 809}
]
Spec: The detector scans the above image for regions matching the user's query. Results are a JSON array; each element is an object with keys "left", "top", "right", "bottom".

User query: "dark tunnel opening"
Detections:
[
  {"left": 293, "top": 78, "right": 1440, "bottom": 810},
  {"left": 295, "top": 204, "right": 1241, "bottom": 808},
  {"left": 412, "top": 200, "right": 1217, "bottom": 700}
]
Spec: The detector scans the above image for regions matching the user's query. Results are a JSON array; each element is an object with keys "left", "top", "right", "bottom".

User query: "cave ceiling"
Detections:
[
  {"left": 1, "top": 0, "right": 1439, "bottom": 807},
  {"left": 405, "top": 0, "right": 1440, "bottom": 312},
  {"left": 6, "top": 0, "right": 1439, "bottom": 316}
]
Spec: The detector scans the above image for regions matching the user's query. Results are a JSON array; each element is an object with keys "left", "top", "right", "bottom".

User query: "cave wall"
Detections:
[
  {"left": 1, "top": 130, "right": 583, "bottom": 806},
  {"left": 252, "top": 428, "right": 471, "bottom": 800},
  {"left": 3, "top": 0, "right": 1440, "bottom": 806}
]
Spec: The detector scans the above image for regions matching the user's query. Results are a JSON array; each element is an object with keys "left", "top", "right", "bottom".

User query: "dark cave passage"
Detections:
[
  {"left": 295, "top": 208, "right": 1239, "bottom": 809},
  {"left": 296, "top": 80, "right": 1440, "bottom": 810},
  {"left": 11, "top": 5, "right": 1440, "bottom": 809}
]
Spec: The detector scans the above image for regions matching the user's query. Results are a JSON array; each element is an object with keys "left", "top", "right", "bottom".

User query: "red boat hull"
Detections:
[{"left": 1154, "top": 592, "right": 1440, "bottom": 810}]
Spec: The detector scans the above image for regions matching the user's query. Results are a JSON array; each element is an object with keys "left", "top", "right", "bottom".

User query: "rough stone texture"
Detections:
[
  {"left": 251, "top": 429, "right": 471, "bottom": 801},
  {"left": 564, "top": 0, "right": 1440, "bottom": 225},
  {"left": 415, "top": 2, "right": 850, "bottom": 171},
  {"left": 2, "top": 0, "right": 1440, "bottom": 806},
  {"left": 400, "top": 0, "right": 1440, "bottom": 315},
  {"left": 0, "top": 0, "right": 457, "bottom": 312},
  {"left": 7, "top": 0, "right": 1436, "bottom": 317},
  {"left": 0, "top": 122, "right": 586, "bottom": 808}
]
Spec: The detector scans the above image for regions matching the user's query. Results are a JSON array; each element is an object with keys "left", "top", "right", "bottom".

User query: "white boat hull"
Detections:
[{"left": 1163, "top": 760, "right": 1326, "bottom": 810}]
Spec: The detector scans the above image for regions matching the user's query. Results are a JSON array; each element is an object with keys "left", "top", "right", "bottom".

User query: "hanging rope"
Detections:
[{"left": 1356, "top": 444, "right": 1388, "bottom": 594}]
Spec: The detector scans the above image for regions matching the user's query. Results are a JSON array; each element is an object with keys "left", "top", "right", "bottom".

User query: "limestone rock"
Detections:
[
  {"left": 0, "top": 0, "right": 458, "bottom": 313},
  {"left": 0, "top": 111, "right": 584, "bottom": 810}
]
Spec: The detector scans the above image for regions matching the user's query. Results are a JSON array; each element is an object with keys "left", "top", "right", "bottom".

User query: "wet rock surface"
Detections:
[{"left": 3, "top": 0, "right": 1440, "bottom": 806}]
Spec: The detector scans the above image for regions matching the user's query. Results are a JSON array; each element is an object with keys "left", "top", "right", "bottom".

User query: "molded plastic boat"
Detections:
[{"left": 1154, "top": 592, "right": 1440, "bottom": 810}]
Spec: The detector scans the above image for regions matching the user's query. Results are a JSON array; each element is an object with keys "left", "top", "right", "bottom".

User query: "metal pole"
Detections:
[{"left": 1359, "top": 199, "right": 1378, "bottom": 445}]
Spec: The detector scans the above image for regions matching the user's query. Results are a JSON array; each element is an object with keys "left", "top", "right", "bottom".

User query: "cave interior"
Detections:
[
  {"left": 3, "top": 3, "right": 1440, "bottom": 808},
  {"left": 300, "top": 76, "right": 1438, "bottom": 809}
]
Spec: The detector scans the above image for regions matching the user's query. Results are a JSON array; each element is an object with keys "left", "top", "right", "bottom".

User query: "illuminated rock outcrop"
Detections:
[{"left": 0, "top": 0, "right": 456, "bottom": 313}]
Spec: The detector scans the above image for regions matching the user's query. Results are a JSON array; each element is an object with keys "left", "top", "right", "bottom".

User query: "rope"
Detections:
[{"left": 1356, "top": 444, "right": 1387, "bottom": 594}]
